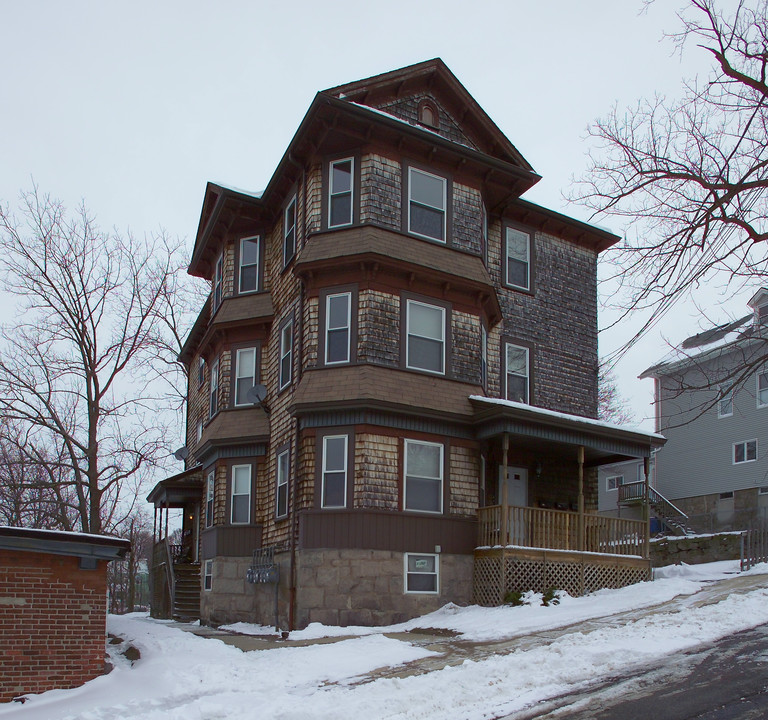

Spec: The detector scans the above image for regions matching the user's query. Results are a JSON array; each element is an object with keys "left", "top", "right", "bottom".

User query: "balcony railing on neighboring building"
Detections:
[{"left": 477, "top": 504, "right": 646, "bottom": 557}]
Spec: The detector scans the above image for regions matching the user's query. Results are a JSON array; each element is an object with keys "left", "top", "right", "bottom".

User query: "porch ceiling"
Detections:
[
  {"left": 147, "top": 466, "right": 203, "bottom": 508},
  {"left": 470, "top": 396, "right": 665, "bottom": 466}
]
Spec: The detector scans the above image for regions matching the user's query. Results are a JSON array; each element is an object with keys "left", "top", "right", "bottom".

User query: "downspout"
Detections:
[{"left": 288, "top": 156, "right": 307, "bottom": 631}]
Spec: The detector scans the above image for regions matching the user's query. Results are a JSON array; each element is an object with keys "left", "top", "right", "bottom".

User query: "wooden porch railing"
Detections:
[{"left": 478, "top": 505, "right": 646, "bottom": 557}]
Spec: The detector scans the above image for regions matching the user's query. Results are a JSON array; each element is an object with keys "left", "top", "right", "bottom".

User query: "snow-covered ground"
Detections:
[{"left": 3, "top": 561, "right": 767, "bottom": 720}]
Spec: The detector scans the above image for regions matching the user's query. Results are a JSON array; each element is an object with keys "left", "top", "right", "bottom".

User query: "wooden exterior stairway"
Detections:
[
  {"left": 618, "top": 481, "right": 693, "bottom": 535},
  {"left": 172, "top": 562, "right": 201, "bottom": 621}
]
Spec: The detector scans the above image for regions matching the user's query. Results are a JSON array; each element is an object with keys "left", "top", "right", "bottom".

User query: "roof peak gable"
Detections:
[{"left": 322, "top": 59, "right": 533, "bottom": 170}]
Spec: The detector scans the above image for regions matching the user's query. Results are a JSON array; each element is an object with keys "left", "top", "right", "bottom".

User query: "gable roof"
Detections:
[{"left": 323, "top": 58, "right": 534, "bottom": 170}]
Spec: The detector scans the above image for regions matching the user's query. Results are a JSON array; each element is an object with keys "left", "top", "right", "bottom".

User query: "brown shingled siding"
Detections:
[
  {"left": 355, "top": 433, "right": 400, "bottom": 510},
  {"left": 359, "top": 290, "right": 400, "bottom": 367},
  {"left": 360, "top": 154, "right": 400, "bottom": 229},
  {"left": 449, "top": 444, "right": 479, "bottom": 515}
]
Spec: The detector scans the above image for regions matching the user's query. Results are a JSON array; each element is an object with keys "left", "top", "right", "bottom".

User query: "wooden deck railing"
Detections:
[{"left": 477, "top": 505, "right": 645, "bottom": 557}]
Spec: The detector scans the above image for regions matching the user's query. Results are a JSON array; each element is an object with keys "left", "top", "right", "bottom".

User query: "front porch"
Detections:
[
  {"left": 474, "top": 504, "right": 649, "bottom": 603},
  {"left": 470, "top": 396, "right": 665, "bottom": 603}
]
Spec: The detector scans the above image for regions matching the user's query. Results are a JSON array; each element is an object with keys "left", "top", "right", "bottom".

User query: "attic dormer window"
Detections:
[{"left": 418, "top": 100, "right": 439, "bottom": 129}]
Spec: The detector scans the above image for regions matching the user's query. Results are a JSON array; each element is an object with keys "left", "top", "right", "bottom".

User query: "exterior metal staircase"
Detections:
[
  {"left": 618, "top": 481, "right": 694, "bottom": 536},
  {"left": 172, "top": 562, "right": 201, "bottom": 621}
]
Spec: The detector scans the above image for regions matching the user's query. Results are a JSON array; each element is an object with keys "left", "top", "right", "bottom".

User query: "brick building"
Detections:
[
  {"left": 0, "top": 526, "right": 130, "bottom": 703},
  {"left": 149, "top": 59, "right": 664, "bottom": 630}
]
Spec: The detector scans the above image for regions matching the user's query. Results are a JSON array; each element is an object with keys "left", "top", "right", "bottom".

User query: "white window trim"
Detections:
[
  {"left": 209, "top": 357, "right": 219, "bottom": 418},
  {"left": 324, "top": 292, "right": 351, "bottom": 365},
  {"left": 328, "top": 158, "right": 354, "bottom": 229},
  {"left": 757, "top": 371, "right": 768, "bottom": 409},
  {"left": 203, "top": 559, "right": 213, "bottom": 591},
  {"left": 321, "top": 435, "right": 348, "bottom": 509},
  {"left": 197, "top": 356, "right": 205, "bottom": 387},
  {"left": 205, "top": 469, "right": 215, "bottom": 528},
  {"left": 405, "top": 299, "right": 446, "bottom": 375},
  {"left": 606, "top": 475, "right": 624, "bottom": 492},
  {"left": 403, "top": 438, "right": 444, "bottom": 514},
  {"left": 230, "top": 464, "right": 252, "bottom": 525},
  {"left": 480, "top": 323, "right": 488, "bottom": 389},
  {"left": 505, "top": 342, "right": 530, "bottom": 404},
  {"left": 213, "top": 254, "right": 224, "bottom": 311},
  {"left": 504, "top": 227, "right": 531, "bottom": 291},
  {"left": 279, "top": 320, "right": 293, "bottom": 391},
  {"left": 758, "top": 486, "right": 768, "bottom": 495},
  {"left": 718, "top": 386, "right": 734, "bottom": 418},
  {"left": 733, "top": 439, "right": 758, "bottom": 465},
  {"left": 283, "top": 196, "right": 297, "bottom": 267},
  {"left": 403, "top": 552, "right": 439, "bottom": 595},
  {"left": 276, "top": 449, "right": 290, "bottom": 519},
  {"left": 407, "top": 167, "right": 447, "bottom": 243},
  {"left": 196, "top": 419, "right": 203, "bottom": 444},
  {"left": 234, "top": 347, "right": 258, "bottom": 407},
  {"left": 238, "top": 236, "right": 260, "bottom": 294}
]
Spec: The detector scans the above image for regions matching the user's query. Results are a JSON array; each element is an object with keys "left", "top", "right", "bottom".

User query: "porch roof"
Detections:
[
  {"left": 470, "top": 396, "right": 666, "bottom": 465},
  {"left": 147, "top": 466, "right": 203, "bottom": 508}
]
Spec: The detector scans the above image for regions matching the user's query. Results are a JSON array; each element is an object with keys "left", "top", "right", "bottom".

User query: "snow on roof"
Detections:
[
  {"left": 642, "top": 313, "right": 758, "bottom": 376},
  {"left": 350, "top": 102, "right": 465, "bottom": 145},
  {"left": 469, "top": 395, "right": 665, "bottom": 441},
  {"left": 213, "top": 182, "right": 264, "bottom": 200},
  {"left": 0, "top": 525, "right": 128, "bottom": 544}
]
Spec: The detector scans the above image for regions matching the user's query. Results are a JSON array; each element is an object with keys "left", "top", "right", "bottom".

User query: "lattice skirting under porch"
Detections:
[{"left": 472, "top": 547, "right": 651, "bottom": 606}]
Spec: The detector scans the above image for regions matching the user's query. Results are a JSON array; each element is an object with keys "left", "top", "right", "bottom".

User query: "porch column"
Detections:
[
  {"left": 164, "top": 501, "right": 169, "bottom": 540},
  {"left": 153, "top": 507, "right": 157, "bottom": 543},
  {"left": 643, "top": 455, "right": 651, "bottom": 559},
  {"left": 501, "top": 433, "right": 509, "bottom": 546},
  {"left": 577, "top": 445, "right": 585, "bottom": 552}
]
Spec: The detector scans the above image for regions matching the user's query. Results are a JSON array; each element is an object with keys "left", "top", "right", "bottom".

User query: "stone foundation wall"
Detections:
[
  {"left": 650, "top": 532, "right": 743, "bottom": 567},
  {"left": 296, "top": 549, "right": 473, "bottom": 628},
  {"left": 200, "top": 549, "right": 473, "bottom": 630}
]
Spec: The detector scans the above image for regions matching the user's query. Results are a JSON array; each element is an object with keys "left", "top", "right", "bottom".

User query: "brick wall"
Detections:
[{"left": 0, "top": 550, "right": 108, "bottom": 702}]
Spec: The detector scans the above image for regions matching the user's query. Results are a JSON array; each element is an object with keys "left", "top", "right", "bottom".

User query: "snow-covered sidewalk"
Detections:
[{"left": 2, "top": 561, "right": 767, "bottom": 720}]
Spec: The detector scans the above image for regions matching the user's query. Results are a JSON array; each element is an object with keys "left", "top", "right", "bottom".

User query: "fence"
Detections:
[{"left": 741, "top": 527, "right": 768, "bottom": 571}]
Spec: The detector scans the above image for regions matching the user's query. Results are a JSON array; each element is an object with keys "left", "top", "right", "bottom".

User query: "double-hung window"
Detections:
[
  {"left": 279, "top": 320, "right": 293, "bottom": 391},
  {"left": 758, "top": 371, "right": 768, "bottom": 408},
  {"left": 606, "top": 475, "right": 624, "bottom": 491},
  {"left": 234, "top": 348, "right": 257, "bottom": 406},
  {"left": 283, "top": 196, "right": 297, "bottom": 267},
  {"left": 328, "top": 158, "right": 354, "bottom": 228},
  {"left": 230, "top": 465, "right": 251, "bottom": 524},
  {"left": 505, "top": 227, "right": 531, "bottom": 291},
  {"left": 404, "top": 553, "right": 439, "bottom": 594},
  {"left": 404, "top": 439, "right": 443, "bottom": 513},
  {"left": 734, "top": 439, "right": 757, "bottom": 464},
  {"left": 406, "top": 300, "right": 445, "bottom": 374},
  {"left": 276, "top": 449, "right": 289, "bottom": 519},
  {"left": 209, "top": 357, "right": 219, "bottom": 418},
  {"left": 325, "top": 292, "right": 351, "bottom": 365},
  {"left": 213, "top": 254, "right": 224, "bottom": 311},
  {"left": 718, "top": 386, "right": 733, "bottom": 417},
  {"left": 408, "top": 168, "right": 446, "bottom": 242},
  {"left": 321, "top": 435, "right": 348, "bottom": 508},
  {"left": 205, "top": 469, "right": 215, "bottom": 528},
  {"left": 505, "top": 343, "right": 529, "bottom": 404},
  {"left": 238, "top": 236, "right": 259, "bottom": 293}
]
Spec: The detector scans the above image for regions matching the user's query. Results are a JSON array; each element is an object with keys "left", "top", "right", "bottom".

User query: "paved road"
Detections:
[{"left": 505, "top": 621, "right": 768, "bottom": 720}]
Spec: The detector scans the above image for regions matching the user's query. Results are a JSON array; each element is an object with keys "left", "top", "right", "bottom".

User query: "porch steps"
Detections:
[
  {"left": 173, "top": 562, "right": 201, "bottom": 621},
  {"left": 619, "top": 482, "right": 694, "bottom": 536}
]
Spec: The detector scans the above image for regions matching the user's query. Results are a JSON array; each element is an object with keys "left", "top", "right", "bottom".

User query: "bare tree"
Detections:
[
  {"left": 0, "top": 187, "right": 195, "bottom": 535},
  {"left": 597, "top": 364, "right": 636, "bottom": 425},
  {"left": 575, "top": 0, "right": 768, "bottom": 357}
]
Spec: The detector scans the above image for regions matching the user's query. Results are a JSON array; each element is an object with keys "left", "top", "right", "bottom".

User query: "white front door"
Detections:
[
  {"left": 500, "top": 467, "right": 528, "bottom": 507},
  {"left": 500, "top": 467, "right": 528, "bottom": 545}
]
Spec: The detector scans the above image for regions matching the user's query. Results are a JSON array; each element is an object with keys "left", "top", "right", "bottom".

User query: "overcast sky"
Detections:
[{"left": 0, "top": 0, "right": 750, "bottom": 431}]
